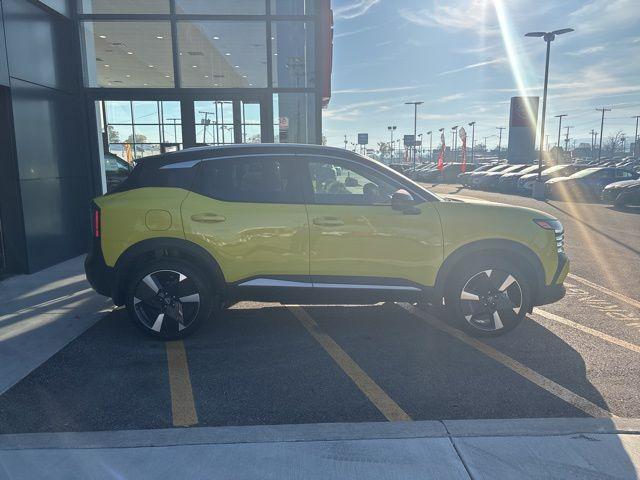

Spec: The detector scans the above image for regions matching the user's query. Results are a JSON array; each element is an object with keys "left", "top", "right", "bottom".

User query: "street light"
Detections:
[
  {"left": 426, "top": 131, "right": 433, "bottom": 162},
  {"left": 405, "top": 101, "right": 424, "bottom": 170},
  {"left": 554, "top": 114, "right": 567, "bottom": 164},
  {"left": 451, "top": 126, "right": 459, "bottom": 161},
  {"left": 632, "top": 115, "right": 640, "bottom": 158},
  {"left": 525, "top": 27, "right": 574, "bottom": 199},
  {"left": 387, "top": 125, "right": 397, "bottom": 161},
  {"left": 468, "top": 121, "right": 476, "bottom": 163}
]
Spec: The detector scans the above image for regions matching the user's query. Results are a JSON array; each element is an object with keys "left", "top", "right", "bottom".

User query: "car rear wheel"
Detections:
[
  {"left": 444, "top": 257, "right": 531, "bottom": 337},
  {"left": 125, "top": 258, "right": 214, "bottom": 340}
]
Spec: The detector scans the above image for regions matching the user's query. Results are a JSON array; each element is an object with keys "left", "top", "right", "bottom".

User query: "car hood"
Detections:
[
  {"left": 603, "top": 179, "right": 640, "bottom": 190},
  {"left": 441, "top": 195, "right": 553, "bottom": 217}
]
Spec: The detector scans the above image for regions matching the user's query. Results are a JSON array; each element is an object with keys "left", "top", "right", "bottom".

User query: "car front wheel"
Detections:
[
  {"left": 445, "top": 257, "right": 531, "bottom": 337},
  {"left": 125, "top": 258, "right": 214, "bottom": 340}
]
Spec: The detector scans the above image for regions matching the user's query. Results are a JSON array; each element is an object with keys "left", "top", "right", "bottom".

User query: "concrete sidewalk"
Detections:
[
  {"left": 0, "top": 256, "right": 111, "bottom": 394},
  {"left": 1, "top": 418, "right": 638, "bottom": 479}
]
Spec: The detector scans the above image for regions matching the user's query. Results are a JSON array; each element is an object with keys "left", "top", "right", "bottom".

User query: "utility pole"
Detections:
[
  {"left": 343, "top": 134, "right": 348, "bottom": 149},
  {"left": 596, "top": 107, "right": 611, "bottom": 160},
  {"left": 564, "top": 126, "right": 572, "bottom": 153},
  {"left": 496, "top": 127, "right": 505, "bottom": 160},
  {"left": 589, "top": 129, "right": 597, "bottom": 159},
  {"left": 545, "top": 134, "right": 550, "bottom": 152},
  {"left": 468, "top": 121, "right": 476, "bottom": 163},
  {"left": 426, "top": 131, "right": 433, "bottom": 162},
  {"left": 199, "top": 111, "right": 215, "bottom": 144},
  {"left": 632, "top": 115, "right": 640, "bottom": 158},
  {"left": 405, "top": 102, "right": 423, "bottom": 170},
  {"left": 451, "top": 126, "right": 459, "bottom": 161},
  {"left": 554, "top": 114, "right": 567, "bottom": 163},
  {"left": 167, "top": 117, "right": 180, "bottom": 144}
]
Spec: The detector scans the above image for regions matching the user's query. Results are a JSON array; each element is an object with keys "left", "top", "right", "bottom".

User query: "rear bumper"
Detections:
[{"left": 84, "top": 242, "right": 115, "bottom": 299}]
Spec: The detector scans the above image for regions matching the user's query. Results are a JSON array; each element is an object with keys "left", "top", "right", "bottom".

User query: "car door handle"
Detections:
[
  {"left": 313, "top": 216, "right": 344, "bottom": 227},
  {"left": 190, "top": 213, "right": 226, "bottom": 224}
]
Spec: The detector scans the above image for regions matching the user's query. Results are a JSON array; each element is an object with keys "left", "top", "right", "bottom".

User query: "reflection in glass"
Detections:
[
  {"left": 79, "top": 0, "right": 170, "bottom": 14},
  {"left": 271, "top": 0, "right": 312, "bottom": 16},
  {"left": 272, "top": 22, "right": 315, "bottom": 88},
  {"left": 194, "top": 101, "right": 235, "bottom": 145},
  {"left": 273, "top": 93, "right": 316, "bottom": 144},
  {"left": 178, "top": 21, "right": 267, "bottom": 88},
  {"left": 241, "top": 102, "right": 261, "bottom": 143},
  {"left": 81, "top": 21, "right": 174, "bottom": 88},
  {"left": 175, "top": 0, "right": 265, "bottom": 15}
]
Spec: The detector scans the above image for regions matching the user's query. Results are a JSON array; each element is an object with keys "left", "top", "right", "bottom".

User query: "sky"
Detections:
[{"left": 323, "top": 0, "right": 640, "bottom": 151}]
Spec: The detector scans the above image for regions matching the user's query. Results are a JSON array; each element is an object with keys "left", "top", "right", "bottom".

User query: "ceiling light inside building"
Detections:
[
  {"left": 213, "top": 36, "right": 220, "bottom": 40},
  {"left": 225, "top": 53, "right": 231, "bottom": 56},
  {"left": 99, "top": 35, "right": 106, "bottom": 39},
  {"left": 127, "top": 51, "right": 133, "bottom": 55},
  {"left": 156, "top": 36, "right": 164, "bottom": 39}
]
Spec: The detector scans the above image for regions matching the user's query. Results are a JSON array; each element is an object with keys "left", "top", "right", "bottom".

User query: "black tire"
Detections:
[
  {"left": 125, "top": 258, "right": 215, "bottom": 340},
  {"left": 614, "top": 192, "right": 629, "bottom": 208},
  {"left": 443, "top": 256, "right": 532, "bottom": 337}
]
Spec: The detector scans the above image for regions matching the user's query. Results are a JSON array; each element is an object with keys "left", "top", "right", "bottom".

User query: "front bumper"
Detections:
[{"left": 534, "top": 253, "right": 569, "bottom": 306}]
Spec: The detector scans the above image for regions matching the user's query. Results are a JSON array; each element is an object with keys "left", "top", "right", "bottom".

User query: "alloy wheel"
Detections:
[
  {"left": 459, "top": 268, "right": 523, "bottom": 332},
  {"left": 132, "top": 270, "right": 201, "bottom": 334}
]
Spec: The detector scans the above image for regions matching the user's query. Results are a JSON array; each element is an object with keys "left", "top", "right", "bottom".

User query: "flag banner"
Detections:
[
  {"left": 437, "top": 132, "right": 446, "bottom": 171},
  {"left": 459, "top": 127, "right": 467, "bottom": 173}
]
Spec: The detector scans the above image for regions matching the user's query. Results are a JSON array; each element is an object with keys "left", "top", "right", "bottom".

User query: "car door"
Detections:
[
  {"left": 302, "top": 156, "right": 443, "bottom": 289},
  {"left": 181, "top": 155, "right": 310, "bottom": 286}
]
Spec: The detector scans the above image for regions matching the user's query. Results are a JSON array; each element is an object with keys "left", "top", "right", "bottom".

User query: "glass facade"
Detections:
[{"left": 80, "top": 0, "right": 327, "bottom": 192}]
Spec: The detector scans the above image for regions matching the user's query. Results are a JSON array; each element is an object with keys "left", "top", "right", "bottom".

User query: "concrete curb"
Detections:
[{"left": 1, "top": 418, "right": 639, "bottom": 451}]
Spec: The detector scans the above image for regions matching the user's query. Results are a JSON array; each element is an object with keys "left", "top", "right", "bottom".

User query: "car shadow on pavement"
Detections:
[{"left": 608, "top": 205, "right": 640, "bottom": 215}]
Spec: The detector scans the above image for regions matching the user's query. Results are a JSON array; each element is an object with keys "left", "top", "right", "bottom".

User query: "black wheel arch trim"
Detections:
[
  {"left": 434, "top": 239, "right": 547, "bottom": 300},
  {"left": 112, "top": 237, "right": 226, "bottom": 305}
]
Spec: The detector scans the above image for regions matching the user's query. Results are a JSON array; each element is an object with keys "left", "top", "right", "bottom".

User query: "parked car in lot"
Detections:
[
  {"left": 420, "top": 163, "right": 469, "bottom": 183},
  {"left": 473, "top": 164, "right": 529, "bottom": 190},
  {"left": 517, "top": 164, "right": 585, "bottom": 195},
  {"left": 496, "top": 165, "right": 541, "bottom": 193},
  {"left": 546, "top": 167, "right": 639, "bottom": 202},
  {"left": 105, "top": 153, "right": 133, "bottom": 192},
  {"left": 467, "top": 163, "right": 512, "bottom": 188},
  {"left": 601, "top": 179, "right": 640, "bottom": 207},
  {"left": 85, "top": 144, "right": 568, "bottom": 340},
  {"left": 458, "top": 163, "right": 496, "bottom": 186}
]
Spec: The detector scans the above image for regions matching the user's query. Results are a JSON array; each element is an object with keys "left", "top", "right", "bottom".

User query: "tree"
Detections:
[
  {"left": 605, "top": 130, "right": 624, "bottom": 154},
  {"left": 377, "top": 141, "right": 392, "bottom": 159},
  {"left": 107, "top": 125, "right": 120, "bottom": 143}
]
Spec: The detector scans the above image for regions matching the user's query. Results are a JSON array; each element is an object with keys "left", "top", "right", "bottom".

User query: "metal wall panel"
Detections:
[{"left": 0, "top": 1, "right": 9, "bottom": 87}]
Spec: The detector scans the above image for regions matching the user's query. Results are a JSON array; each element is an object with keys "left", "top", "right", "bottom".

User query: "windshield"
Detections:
[
  {"left": 542, "top": 165, "right": 569, "bottom": 174},
  {"left": 569, "top": 167, "right": 602, "bottom": 179}
]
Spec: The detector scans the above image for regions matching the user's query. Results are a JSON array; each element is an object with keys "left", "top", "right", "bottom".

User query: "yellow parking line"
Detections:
[
  {"left": 165, "top": 340, "right": 199, "bottom": 427},
  {"left": 533, "top": 308, "right": 640, "bottom": 354},
  {"left": 399, "top": 303, "right": 617, "bottom": 418},
  {"left": 567, "top": 273, "right": 640, "bottom": 311},
  {"left": 288, "top": 306, "right": 412, "bottom": 422}
]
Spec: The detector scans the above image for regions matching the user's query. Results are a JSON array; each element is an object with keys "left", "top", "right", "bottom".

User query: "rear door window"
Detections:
[{"left": 194, "top": 156, "right": 303, "bottom": 204}]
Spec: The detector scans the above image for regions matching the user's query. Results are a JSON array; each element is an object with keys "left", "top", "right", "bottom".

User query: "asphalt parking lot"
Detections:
[{"left": 0, "top": 186, "right": 639, "bottom": 434}]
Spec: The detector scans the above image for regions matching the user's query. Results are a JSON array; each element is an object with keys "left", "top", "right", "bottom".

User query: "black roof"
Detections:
[{"left": 137, "top": 143, "right": 360, "bottom": 169}]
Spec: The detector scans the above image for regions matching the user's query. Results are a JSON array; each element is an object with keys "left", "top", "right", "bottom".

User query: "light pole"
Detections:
[
  {"left": 596, "top": 107, "right": 611, "bottom": 160},
  {"left": 387, "top": 125, "right": 397, "bottom": 160},
  {"left": 554, "top": 114, "right": 567, "bottom": 163},
  {"left": 632, "top": 115, "right": 640, "bottom": 158},
  {"left": 405, "top": 101, "right": 423, "bottom": 170},
  {"left": 468, "top": 121, "right": 476, "bottom": 163},
  {"left": 496, "top": 127, "right": 505, "bottom": 159},
  {"left": 525, "top": 27, "right": 573, "bottom": 199},
  {"left": 427, "top": 131, "right": 433, "bottom": 162},
  {"left": 451, "top": 126, "right": 459, "bottom": 161},
  {"left": 418, "top": 133, "right": 423, "bottom": 161}
]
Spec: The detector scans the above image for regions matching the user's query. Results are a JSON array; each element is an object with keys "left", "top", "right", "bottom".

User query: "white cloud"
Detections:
[
  {"left": 334, "top": 26, "right": 376, "bottom": 39},
  {"left": 399, "top": 0, "right": 499, "bottom": 36},
  {"left": 566, "top": 46, "right": 606, "bottom": 56},
  {"left": 436, "top": 93, "right": 465, "bottom": 102},
  {"left": 334, "top": 0, "right": 381, "bottom": 20},
  {"left": 438, "top": 57, "right": 506, "bottom": 76},
  {"left": 333, "top": 85, "right": 423, "bottom": 95},
  {"left": 570, "top": 0, "right": 640, "bottom": 32}
]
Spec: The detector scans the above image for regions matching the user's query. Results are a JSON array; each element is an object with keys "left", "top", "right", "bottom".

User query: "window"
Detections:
[
  {"left": 308, "top": 159, "right": 399, "bottom": 206},
  {"left": 273, "top": 93, "right": 316, "bottom": 144},
  {"left": 177, "top": 21, "right": 267, "bottom": 88},
  {"left": 79, "top": 0, "right": 170, "bottom": 14},
  {"left": 272, "top": 22, "right": 315, "bottom": 88},
  {"left": 196, "top": 158, "right": 303, "bottom": 203},
  {"left": 241, "top": 102, "right": 261, "bottom": 143},
  {"left": 194, "top": 101, "right": 235, "bottom": 145},
  {"left": 616, "top": 170, "right": 633, "bottom": 179},
  {"left": 271, "top": 0, "right": 313, "bottom": 15},
  {"left": 81, "top": 21, "right": 174, "bottom": 88},
  {"left": 175, "top": 0, "right": 266, "bottom": 15}
]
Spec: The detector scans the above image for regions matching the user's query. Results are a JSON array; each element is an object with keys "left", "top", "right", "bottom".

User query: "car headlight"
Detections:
[{"left": 534, "top": 219, "right": 564, "bottom": 254}]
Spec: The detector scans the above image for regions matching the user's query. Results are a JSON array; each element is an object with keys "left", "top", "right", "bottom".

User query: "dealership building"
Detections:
[{"left": 0, "top": 0, "right": 333, "bottom": 275}]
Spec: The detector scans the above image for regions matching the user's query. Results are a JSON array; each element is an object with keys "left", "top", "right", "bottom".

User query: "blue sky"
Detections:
[{"left": 323, "top": 0, "right": 640, "bottom": 151}]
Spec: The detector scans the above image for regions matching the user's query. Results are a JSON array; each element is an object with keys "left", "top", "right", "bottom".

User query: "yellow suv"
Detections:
[{"left": 85, "top": 144, "right": 568, "bottom": 339}]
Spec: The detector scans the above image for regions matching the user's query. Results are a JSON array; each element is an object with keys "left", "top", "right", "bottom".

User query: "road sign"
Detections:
[
  {"left": 279, "top": 117, "right": 289, "bottom": 130},
  {"left": 358, "top": 133, "right": 368, "bottom": 145},
  {"left": 404, "top": 135, "right": 415, "bottom": 147}
]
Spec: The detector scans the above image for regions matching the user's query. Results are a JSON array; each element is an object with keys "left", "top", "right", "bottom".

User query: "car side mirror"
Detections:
[{"left": 391, "top": 189, "right": 420, "bottom": 214}]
